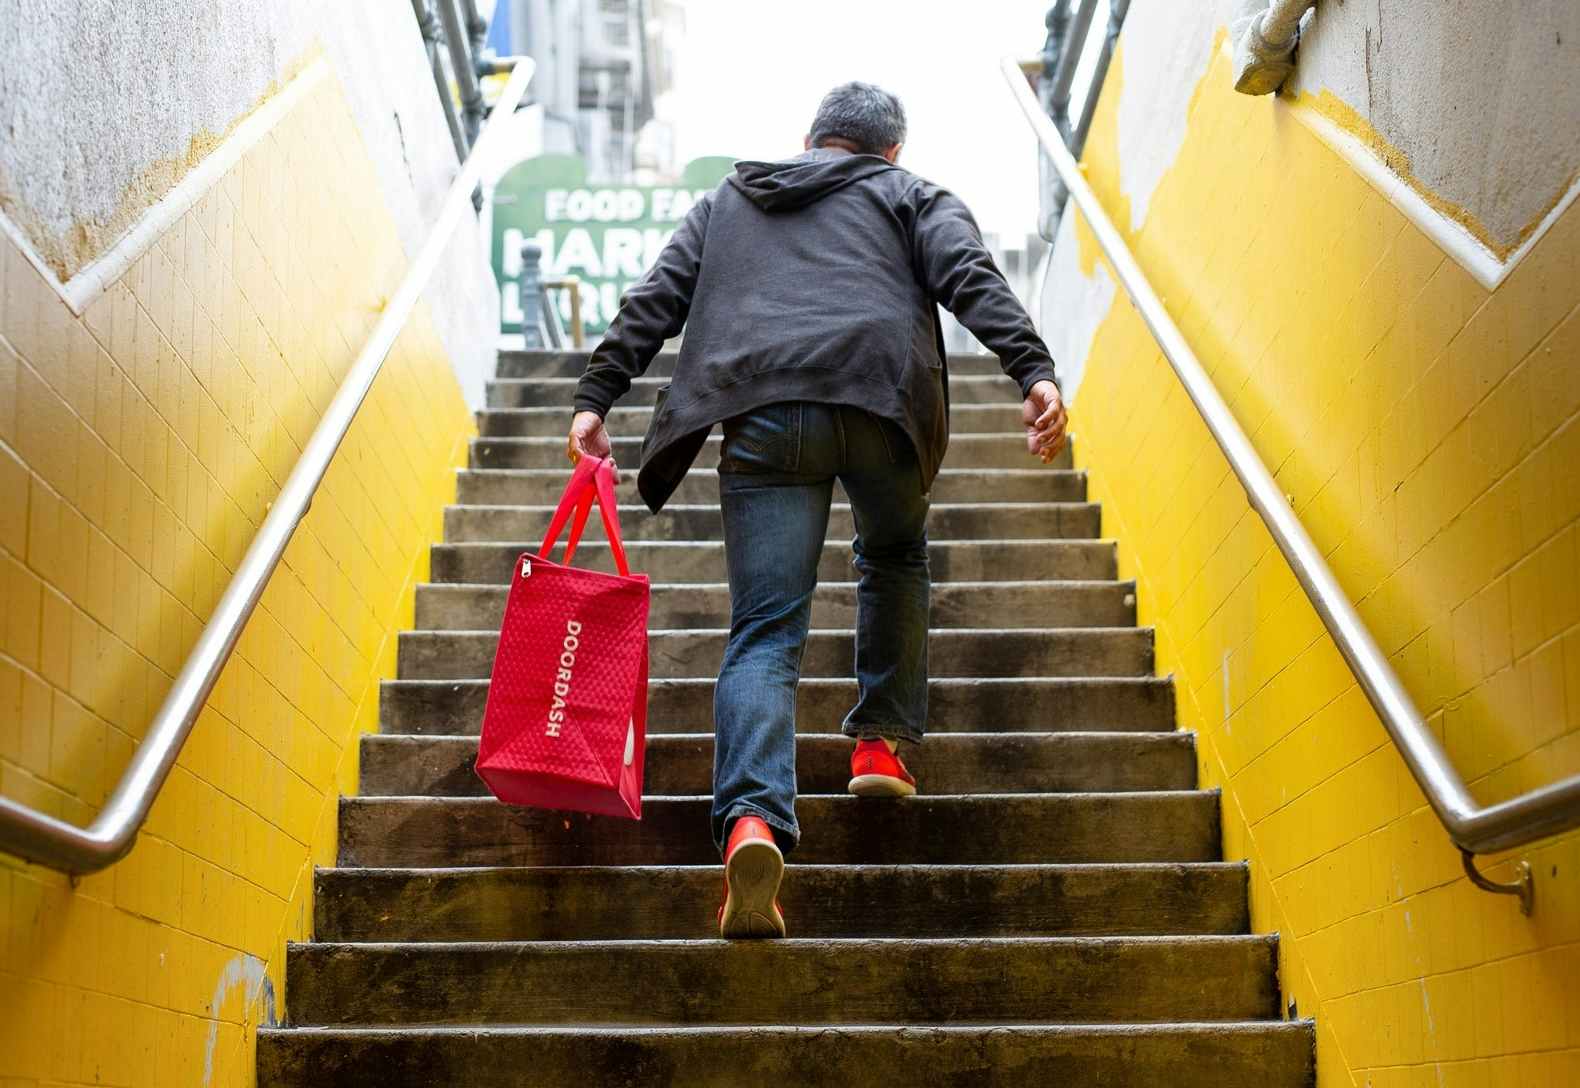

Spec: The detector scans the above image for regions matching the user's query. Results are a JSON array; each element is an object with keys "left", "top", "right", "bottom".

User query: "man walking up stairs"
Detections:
[{"left": 566, "top": 81, "right": 1066, "bottom": 937}]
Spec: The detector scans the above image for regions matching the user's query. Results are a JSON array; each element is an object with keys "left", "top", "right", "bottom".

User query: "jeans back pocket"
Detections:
[{"left": 720, "top": 402, "right": 802, "bottom": 474}]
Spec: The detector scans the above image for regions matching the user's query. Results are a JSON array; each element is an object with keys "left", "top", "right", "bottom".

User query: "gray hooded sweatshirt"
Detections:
[{"left": 573, "top": 147, "right": 1058, "bottom": 512}]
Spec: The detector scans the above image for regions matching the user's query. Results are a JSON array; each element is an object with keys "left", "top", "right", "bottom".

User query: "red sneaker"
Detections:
[
  {"left": 717, "top": 815, "right": 786, "bottom": 939},
  {"left": 848, "top": 738, "right": 917, "bottom": 797}
]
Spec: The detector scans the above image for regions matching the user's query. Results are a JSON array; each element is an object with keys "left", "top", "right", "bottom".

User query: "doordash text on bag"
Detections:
[{"left": 545, "top": 619, "right": 583, "bottom": 737}]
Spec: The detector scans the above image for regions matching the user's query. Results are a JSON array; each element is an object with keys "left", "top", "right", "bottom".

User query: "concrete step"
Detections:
[
  {"left": 415, "top": 579, "right": 1135, "bottom": 629},
  {"left": 257, "top": 1021, "right": 1315, "bottom": 1088},
  {"left": 471, "top": 432, "right": 1076, "bottom": 471},
  {"left": 428, "top": 539, "right": 1121, "bottom": 585},
  {"left": 284, "top": 935, "right": 1276, "bottom": 1026},
  {"left": 441, "top": 501, "right": 1101, "bottom": 543},
  {"left": 379, "top": 676, "right": 1176, "bottom": 736},
  {"left": 396, "top": 627, "right": 1153, "bottom": 681},
  {"left": 337, "top": 792, "right": 1220, "bottom": 868},
  {"left": 314, "top": 859, "right": 1244, "bottom": 941},
  {"left": 491, "top": 349, "right": 1015, "bottom": 380},
  {"left": 476, "top": 401, "right": 1050, "bottom": 439},
  {"left": 360, "top": 731, "right": 1195, "bottom": 797},
  {"left": 456, "top": 466, "right": 1088, "bottom": 504},
  {"left": 487, "top": 374, "right": 1024, "bottom": 408}
]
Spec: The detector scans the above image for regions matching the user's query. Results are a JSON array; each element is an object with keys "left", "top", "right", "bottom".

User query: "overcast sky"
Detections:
[{"left": 661, "top": 0, "right": 1059, "bottom": 237}]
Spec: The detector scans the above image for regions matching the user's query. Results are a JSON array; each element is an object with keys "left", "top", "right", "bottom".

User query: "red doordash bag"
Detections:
[{"left": 475, "top": 455, "right": 650, "bottom": 819}]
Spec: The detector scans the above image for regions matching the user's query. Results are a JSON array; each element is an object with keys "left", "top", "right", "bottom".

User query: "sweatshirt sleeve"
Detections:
[
  {"left": 573, "top": 192, "right": 713, "bottom": 417},
  {"left": 905, "top": 181, "right": 1058, "bottom": 397}
]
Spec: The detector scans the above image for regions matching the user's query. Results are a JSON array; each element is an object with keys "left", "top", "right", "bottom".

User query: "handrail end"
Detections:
[{"left": 0, "top": 794, "right": 135, "bottom": 876}]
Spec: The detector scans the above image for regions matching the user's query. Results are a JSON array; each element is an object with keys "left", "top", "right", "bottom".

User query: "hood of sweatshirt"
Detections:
[{"left": 728, "top": 148, "right": 900, "bottom": 212}]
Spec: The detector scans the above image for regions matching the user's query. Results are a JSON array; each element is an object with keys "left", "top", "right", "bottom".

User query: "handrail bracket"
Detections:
[{"left": 1461, "top": 850, "right": 1534, "bottom": 916}]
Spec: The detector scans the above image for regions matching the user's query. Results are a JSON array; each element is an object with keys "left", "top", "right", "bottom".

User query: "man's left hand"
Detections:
[
  {"left": 1022, "top": 379, "right": 1068, "bottom": 465},
  {"left": 567, "top": 410, "right": 612, "bottom": 463}
]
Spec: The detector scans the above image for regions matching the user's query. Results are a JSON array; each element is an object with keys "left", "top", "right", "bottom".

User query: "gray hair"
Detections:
[{"left": 808, "top": 82, "right": 907, "bottom": 155}]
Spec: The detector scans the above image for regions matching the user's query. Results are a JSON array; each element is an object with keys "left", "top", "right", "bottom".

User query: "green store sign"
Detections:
[{"left": 491, "top": 154, "right": 737, "bottom": 339}]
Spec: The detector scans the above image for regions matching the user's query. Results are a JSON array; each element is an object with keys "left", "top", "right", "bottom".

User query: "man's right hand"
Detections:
[
  {"left": 1023, "top": 379, "right": 1067, "bottom": 464},
  {"left": 567, "top": 410, "right": 612, "bottom": 464}
]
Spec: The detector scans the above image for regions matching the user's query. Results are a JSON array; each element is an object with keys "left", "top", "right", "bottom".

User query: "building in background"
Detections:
[{"left": 487, "top": 0, "right": 685, "bottom": 183}]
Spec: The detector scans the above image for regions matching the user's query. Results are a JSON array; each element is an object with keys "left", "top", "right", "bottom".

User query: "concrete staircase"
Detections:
[{"left": 256, "top": 351, "right": 1315, "bottom": 1087}]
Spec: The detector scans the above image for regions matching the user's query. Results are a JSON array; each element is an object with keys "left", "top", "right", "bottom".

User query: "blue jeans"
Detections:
[{"left": 711, "top": 402, "right": 931, "bottom": 855}]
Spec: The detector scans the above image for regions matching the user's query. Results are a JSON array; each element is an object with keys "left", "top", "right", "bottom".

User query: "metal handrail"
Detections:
[
  {"left": 0, "top": 59, "right": 536, "bottom": 875},
  {"left": 1002, "top": 56, "right": 1575, "bottom": 913}
]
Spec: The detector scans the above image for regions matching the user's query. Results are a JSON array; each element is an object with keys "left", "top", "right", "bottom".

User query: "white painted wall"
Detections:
[
  {"left": 1038, "top": 0, "right": 1580, "bottom": 398},
  {"left": 1039, "top": 0, "right": 1227, "bottom": 402},
  {"left": 0, "top": 0, "right": 499, "bottom": 406},
  {"left": 1039, "top": 211, "right": 1116, "bottom": 405},
  {"left": 1113, "top": 0, "right": 1223, "bottom": 234}
]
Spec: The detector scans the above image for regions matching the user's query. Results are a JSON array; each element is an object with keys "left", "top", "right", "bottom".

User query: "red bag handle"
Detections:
[{"left": 538, "top": 456, "right": 632, "bottom": 576}]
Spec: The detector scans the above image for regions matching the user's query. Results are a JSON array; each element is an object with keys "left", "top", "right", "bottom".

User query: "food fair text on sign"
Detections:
[{"left": 491, "top": 154, "right": 736, "bottom": 338}]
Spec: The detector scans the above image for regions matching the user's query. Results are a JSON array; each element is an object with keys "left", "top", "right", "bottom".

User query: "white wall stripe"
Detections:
[
  {"left": 0, "top": 58, "right": 330, "bottom": 316},
  {"left": 1284, "top": 99, "right": 1580, "bottom": 293}
]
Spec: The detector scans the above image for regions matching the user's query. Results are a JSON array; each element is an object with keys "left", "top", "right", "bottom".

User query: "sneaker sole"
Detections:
[
  {"left": 847, "top": 774, "right": 918, "bottom": 798},
  {"left": 720, "top": 838, "right": 786, "bottom": 939}
]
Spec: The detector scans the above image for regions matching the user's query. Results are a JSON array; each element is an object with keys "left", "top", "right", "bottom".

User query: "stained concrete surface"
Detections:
[{"left": 0, "top": 0, "right": 497, "bottom": 402}]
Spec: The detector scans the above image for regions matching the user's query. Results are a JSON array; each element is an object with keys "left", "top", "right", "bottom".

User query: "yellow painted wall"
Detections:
[
  {"left": 1068, "top": 42, "right": 1580, "bottom": 1088},
  {"left": 0, "top": 71, "right": 474, "bottom": 1085}
]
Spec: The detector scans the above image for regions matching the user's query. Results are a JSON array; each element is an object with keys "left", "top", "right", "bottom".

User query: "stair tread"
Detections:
[
  {"left": 296, "top": 933, "right": 1272, "bottom": 948},
  {"left": 337, "top": 791, "right": 1220, "bottom": 868},
  {"left": 349, "top": 788, "right": 1212, "bottom": 800},
  {"left": 403, "top": 624, "right": 1146, "bottom": 634},
  {"left": 314, "top": 859, "right": 1244, "bottom": 940},
  {"left": 399, "top": 626, "right": 1154, "bottom": 680},
  {"left": 322, "top": 859, "right": 1237, "bottom": 873},
  {"left": 458, "top": 465, "right": 1084, "bottom": 476},
  {"left": 380, "top": 674, "right": 1175, "bottom": 735},
  {"left": 283, "top": 933, "right": 1279, "bottom": 1027},
  {"left": 473, "top": 430, "right": 1051, "bottom": 442},
  {"left": 262, "top": 1020, "right": 1309, "bottom": 1033},
  {"left": 385, "top": 675, "right": 1166, "bottom": 686},
  {"left": 361, "top": 728, "right": 1197, "bottom": 797},
  {"left": 432, "top": 538, "right": 1120, "bottom": 547},
  {"left": 257, "top": 1021, "right": 1314, "bottom": 1088},
  {"left": 457, "top": 464, "right": 1087, "bottom": 502},
  {"left": 446, "top": 500, "right": 1098, "bottom": 510},
  {"left": 423, "top": 576, "right": 1128, "bottom": 587},
  {"left": 371, "top": 728, "right": 1185, "bottom": 739},
  {"left": 489, "top": 375, "right": 1020, "bottom": 387},
  {"left": 429, "top": 539, "right": 1122, "bottom": 584},
  {"left": 442, "top": 502, "right": 1102, "bottom": 542},
  {"left": 471, "top": 429, "right": 1075, "bottom": 468}
]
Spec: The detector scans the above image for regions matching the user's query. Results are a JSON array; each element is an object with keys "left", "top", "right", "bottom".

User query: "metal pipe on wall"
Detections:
[
  {"left": 1071, "top": 0, "right": 1130, "bottom": 156},
  {"left": 460, "top": 0, "right": 489, "bottom": 57},
  {"left": 411, "top": 0, "right": 470, "bottom": 160},
  {"left": 1035, "top": 0, "right": 1130, "bottom": 240},
  {"left": 1047, "top": 0, "right": 1100, "bottom": 143},
  {"left": 437, "top": 0, "right": 486, "bottom": 145},
  {"left": 1232, "top": 0, "right": 1318, "bottom": 94}
]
